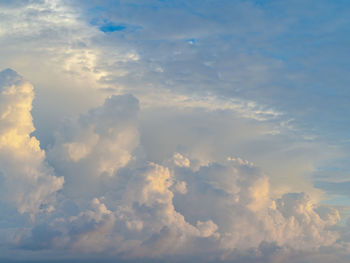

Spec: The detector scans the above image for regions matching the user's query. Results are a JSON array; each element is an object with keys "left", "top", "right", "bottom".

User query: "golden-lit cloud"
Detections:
[
  {"left": 0, "top": 69, "right": 63, "bottom": 214},
  {"left": 0, "top": 1, "right": 349, "bottom": 262}
]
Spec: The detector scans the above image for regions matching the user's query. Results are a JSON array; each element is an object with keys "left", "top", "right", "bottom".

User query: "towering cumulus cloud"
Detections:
[
  {"left": 0, "top": 69, "right": 63, "bottom": 215},
  {"left": 0, "top": 69, "right": 343, "bottom": 262},
  {"left": 47, "top": 93, "right": 140, "bottom": 199}
]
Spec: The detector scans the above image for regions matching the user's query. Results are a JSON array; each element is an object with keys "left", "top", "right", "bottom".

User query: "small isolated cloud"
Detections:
[{"left": 173, "top": 152, "right": 190, "bottom": 168}]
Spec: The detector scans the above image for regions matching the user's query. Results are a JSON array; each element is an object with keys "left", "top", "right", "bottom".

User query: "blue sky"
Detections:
[{"left": 0, "top": 0, "right": 350, "bottom": 262}]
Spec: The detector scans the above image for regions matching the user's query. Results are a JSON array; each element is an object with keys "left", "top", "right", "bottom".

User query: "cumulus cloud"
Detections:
[
  {"left": 0, "top": 0, "right": 335, "bottom": 204},
  {"left": 172, "top": 158, "right": 340, "bottom": 254},
  {"left": 47, "top": 93, "right": 139, "bottom": 199},
  {"left": 18, "top": 156, "right": 341, "bottom": 262},
  {"left": 0, "top": 69, "right": 342, "bottom": 263},
  {"left": 1, "top": 0, "right": 350, "bottom": 262},
  {"left": 0, "top": 69, "right": 63, "bottom": 214}
]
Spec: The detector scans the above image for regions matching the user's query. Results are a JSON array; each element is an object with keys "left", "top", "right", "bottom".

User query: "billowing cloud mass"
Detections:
[
  {"left": 1, "top": 1, "right": 350, "bottom": 262},
  {"left": 0, "top": 69, "right": 63, "bottom": 215},
  {"left": 47, "top": 93, "right": 139, "bottom": 199},
  {"left": 0, "top": 69, "right": 345, "bottom": 263}
]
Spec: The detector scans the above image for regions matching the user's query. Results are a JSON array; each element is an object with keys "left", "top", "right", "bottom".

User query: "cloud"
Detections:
[
  {"left": 0, "top": 69, "right": 346, "bottom": 263},
  {"left": 172, "top": 157, "right": 339, "bottom": 254},
  {"left": 47, "top": 94, "right": 139, "bottom": 199},
  {"left": 0, "top": 69, "right": 63, "bottom": 215},
  {"left": 17, "top": 158, "right": 340, "bottom": 262},
  {"left": 1, "top": 0, "right": 350, "bottom": 262}
]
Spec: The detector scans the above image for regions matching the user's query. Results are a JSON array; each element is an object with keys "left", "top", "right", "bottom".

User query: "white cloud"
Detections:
[
  {"left": 20, "top": 157, "right": 339, "bottom": 261},
  {"left": 0, "top": 69, "right": 63, "bottom": 215},
  {"left": 47, "top": 94, "right": 140, "bottom": 199},
  {"left": 0, "top": 1, "right": 349, "bottom": 262},
  {"left": 139, "top": 92, "right": 282, "bottom": 122},
  {"left": 172, "top": 158, "right": 339, "bottom": 254},
  {"left": 173, "top": 152, "right": 190, "bottom": 168},
  {"left": 0, "top": 71, "right": 344, "bottom": 263}
]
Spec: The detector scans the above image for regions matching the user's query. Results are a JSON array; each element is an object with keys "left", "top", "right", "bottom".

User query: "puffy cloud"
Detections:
[
  {"left": 17, "top": 155, "right": 340, "bottom": 262},
  {"left": 1, "top": 0, "right": 350, "bottom": 262},
  {"left": 47, "top": 94, "right": 139, "bottom": 199},
  {"left": 0, "top": 68, "right": 344, "bottom": 263},
  {"left": 172, "top": 158, "right": 340, "bottom": 255},
  {"left": 0, "top": 69, "right": 63, "bottom": 214},
  {"left": 173, "top": 152, "right": 190, "bottom": 168},
  {"left": 0, "top": 71, "right": 339, "bottom": 262},
  {"left": 0, "top": 0, "right": 335, "bottom": 203}
]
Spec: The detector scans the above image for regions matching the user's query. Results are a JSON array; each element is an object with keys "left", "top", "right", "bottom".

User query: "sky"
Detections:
[{"left": 0, "top": 0, "right": 350, "bottom": 262}]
